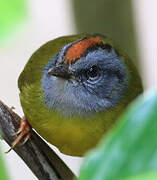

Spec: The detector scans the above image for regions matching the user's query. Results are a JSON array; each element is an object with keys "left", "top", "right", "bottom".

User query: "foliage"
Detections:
[
  {"left": 0, "top": 146, "right": 9, "bottom": 180},
  {"left": 78, "top": 89, "right": 157, "bottom": 180},
  {"left": 0, "top": 0, "right": 26, "bottom": 43}
]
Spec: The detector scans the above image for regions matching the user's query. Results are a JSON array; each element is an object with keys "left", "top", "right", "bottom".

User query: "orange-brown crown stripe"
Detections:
[{"left": 64, "top": 37, "right": 102, "bottom": 64}]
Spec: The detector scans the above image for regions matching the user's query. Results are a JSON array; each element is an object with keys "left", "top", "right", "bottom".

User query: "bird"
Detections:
[{"left": 13, "top": 34, "right": 143, "bottom": 156}]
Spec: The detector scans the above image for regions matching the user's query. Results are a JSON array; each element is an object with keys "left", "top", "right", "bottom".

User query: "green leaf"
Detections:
[
  {"left": 78, "top": 89, "right": 157, "bottom": 180},
  {"left": 125, "top": 172, "right": 157, "bottom": 180},
  {"left": 0, "top": 0, "right": 26, "bottom": 43},
  {"left": 0, "top": 146, "right": 9, "bottom": 180}
]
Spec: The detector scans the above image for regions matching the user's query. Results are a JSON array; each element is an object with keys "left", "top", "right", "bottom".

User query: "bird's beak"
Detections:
[{"left": 48, "top": 65, "right": 71, "bottom": 79}]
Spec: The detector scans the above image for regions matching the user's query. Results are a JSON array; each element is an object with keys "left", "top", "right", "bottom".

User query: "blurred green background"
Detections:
[
  {"left": 0, "top": 146, "right": 9, "bottom": 180},
  {"left": 0, "top": 0, "right": 26, "bottom": 44}
]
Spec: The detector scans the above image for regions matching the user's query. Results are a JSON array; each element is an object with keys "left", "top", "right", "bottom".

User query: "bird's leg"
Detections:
[{"left": 9, "top": 117, "right": 31, "bottom": 151}]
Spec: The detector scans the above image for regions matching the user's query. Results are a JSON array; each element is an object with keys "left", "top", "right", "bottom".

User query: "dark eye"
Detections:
[{"left": 87, "top": 65, "right": 99, "bottom": 78}]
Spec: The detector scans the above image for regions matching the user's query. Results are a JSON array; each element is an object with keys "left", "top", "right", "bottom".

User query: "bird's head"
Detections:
[{"left": 42, "top": 35, "right": 140, "bottom": 116}]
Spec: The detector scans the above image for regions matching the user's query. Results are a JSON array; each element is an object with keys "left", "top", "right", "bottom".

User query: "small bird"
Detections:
[{"left": 13, "top": 34, "right": 143, "bottom": 156}]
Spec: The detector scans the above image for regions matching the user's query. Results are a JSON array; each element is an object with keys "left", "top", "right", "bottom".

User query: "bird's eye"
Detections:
[
  {"left": 79, "top": 65, "right": 101, "bottom": 83},
  {"left": 87, "top": 65, "right": 99, "bottom": 78}
]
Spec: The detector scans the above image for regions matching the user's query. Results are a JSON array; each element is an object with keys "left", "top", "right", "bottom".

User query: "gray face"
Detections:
[{"left": 42, "top": 43, "right": 128, "bottom": 117}]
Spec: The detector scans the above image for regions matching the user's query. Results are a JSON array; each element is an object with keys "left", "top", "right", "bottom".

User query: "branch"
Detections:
[{"left": 0, "top": 100, "right": 75, "bottom": 180}]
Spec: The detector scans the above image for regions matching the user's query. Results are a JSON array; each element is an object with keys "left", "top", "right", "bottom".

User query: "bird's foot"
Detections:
[{"left": 6, "top": 117, "right": 31, "bottom": 153}]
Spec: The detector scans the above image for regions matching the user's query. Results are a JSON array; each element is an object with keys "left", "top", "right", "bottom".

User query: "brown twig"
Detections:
[{"left": 0, "top": 100, "right": 75, "bottom": 180}]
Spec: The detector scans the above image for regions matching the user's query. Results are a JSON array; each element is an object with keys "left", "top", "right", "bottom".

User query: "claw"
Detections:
[
  {"left": 18, "top": 133, "right": 31, "bottom": 146},
  {"left": 10, "top": 106, "right": 15, "bottom": 111},
  {"left": 6, "top": 117, "right": 31, "bottom": 153},
  {"left": 11, "top": 129, "right": 22, "bottom": 136}
]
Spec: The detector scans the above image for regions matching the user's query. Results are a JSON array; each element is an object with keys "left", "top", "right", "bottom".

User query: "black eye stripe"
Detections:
[
  {"left": 82, "top": 43, "right": 113, "bottom": 57},
  {"left": 102, "top": 43, "right": 112, "bottom": 52}
]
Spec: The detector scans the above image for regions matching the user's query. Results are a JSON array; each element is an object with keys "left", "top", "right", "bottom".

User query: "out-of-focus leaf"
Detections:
[
  {"left": 125, "top": 172, "right": 157, "bottom": 180},
  {"left": 0, "top": 0, "right": 26, "bottom": 42},
  {"left": 77, "top": 89, "right": 157, "bottom": 180},
  {"left": 0, "top": 146, "right": 9, "bottom": 180}
]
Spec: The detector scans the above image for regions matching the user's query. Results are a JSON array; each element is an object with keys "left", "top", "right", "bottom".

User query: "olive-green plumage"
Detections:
[{"left": 18, "top": 34, "right": 143, "bottom": 156}]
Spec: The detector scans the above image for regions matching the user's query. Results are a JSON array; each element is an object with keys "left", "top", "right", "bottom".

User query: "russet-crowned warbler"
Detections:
[{"left": 14, "top": 34, "right": 143, "bottom": 156}]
